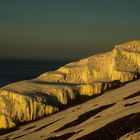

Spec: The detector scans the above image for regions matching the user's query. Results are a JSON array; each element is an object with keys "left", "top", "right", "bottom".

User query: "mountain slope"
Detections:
[
  {"left": 0, "top": 79, "right": 140, "bottom": 140},
  {"left": 0, "top": 41, "right": 140, "bottom": 129}
]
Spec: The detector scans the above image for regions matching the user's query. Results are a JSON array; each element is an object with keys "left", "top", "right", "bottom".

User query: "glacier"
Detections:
[{"left": 0, "top": 41, "right": 140, "bottom": 129}]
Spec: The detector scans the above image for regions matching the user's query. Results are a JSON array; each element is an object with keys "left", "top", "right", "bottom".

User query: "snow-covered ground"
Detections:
[{"left": 0, "top": 79, "right": 140, "bottom": 140}]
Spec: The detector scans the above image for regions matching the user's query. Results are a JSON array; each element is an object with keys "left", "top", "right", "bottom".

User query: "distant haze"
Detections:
[{"left": 0, "top": 0, "right": 140, "bottom": 60}]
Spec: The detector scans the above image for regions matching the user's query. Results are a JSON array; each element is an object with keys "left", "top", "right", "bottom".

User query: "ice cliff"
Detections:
[{"left": 0, "top": 41, "right": 140, "bottom": 129}]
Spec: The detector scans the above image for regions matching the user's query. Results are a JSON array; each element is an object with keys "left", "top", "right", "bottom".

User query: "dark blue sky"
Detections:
[{"left": 0, "top": 0, "right": 140, "bottom": 60}]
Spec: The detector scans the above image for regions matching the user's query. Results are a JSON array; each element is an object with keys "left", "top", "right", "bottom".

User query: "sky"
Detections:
[{"left": 0, "top": 0, "right": 140, "bottom": 61}]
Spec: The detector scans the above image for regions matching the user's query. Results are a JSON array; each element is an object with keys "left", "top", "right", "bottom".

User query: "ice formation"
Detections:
[{"left": 0, "top": 41, "right": 140, "bottom": 129}]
